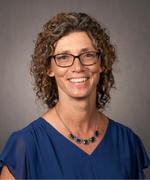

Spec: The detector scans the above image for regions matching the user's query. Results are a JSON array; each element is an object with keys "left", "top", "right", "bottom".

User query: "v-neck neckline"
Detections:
[{"left": 39, "top": 117, "right": 110, "bottom": 156}]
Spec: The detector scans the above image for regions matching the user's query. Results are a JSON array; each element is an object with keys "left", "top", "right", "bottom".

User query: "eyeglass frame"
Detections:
[{"left": 50, "top": 51, "right": 101, "bottom": 68}]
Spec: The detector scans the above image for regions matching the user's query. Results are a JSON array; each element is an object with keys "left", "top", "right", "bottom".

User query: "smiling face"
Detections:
[{"left": 47, "top": 31, "right": 104, "bottom": 101}]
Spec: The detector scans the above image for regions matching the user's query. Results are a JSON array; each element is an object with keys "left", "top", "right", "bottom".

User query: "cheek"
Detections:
[
  {"left": 96, "top": 72, "right": 100, "bottom": 85},
  {"left": 93, "top": 66, "right": 101, "bottom": 84},
  {"left": 50, "top": 59, "right": 67, "bottom": 75},
  {"left": 53, "top": 67, "right": 68, "bottom": 80},
  {"left": 90, "top": 64, "right": 101, "bottom": 76}
]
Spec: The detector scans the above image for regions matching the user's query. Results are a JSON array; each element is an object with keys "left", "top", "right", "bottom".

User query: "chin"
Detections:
[{"left": 71, "top": 93, "right": 90, "bottom": 99}]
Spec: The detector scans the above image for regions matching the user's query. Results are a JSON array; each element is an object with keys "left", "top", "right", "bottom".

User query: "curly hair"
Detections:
[{"left": 30, "top": 12, "right": 118, "bottom": 110}]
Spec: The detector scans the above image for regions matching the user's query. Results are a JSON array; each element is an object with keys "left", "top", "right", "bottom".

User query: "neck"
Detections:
[{"left": 56, "top": 89, "right": 98, "bottom": 133}]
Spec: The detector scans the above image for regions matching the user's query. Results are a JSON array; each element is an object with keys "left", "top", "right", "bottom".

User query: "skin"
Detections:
[
  {"left": 0, "top": 165, "right": 15, "bottom": 179},
  {"left": 45, "top": 32, "right": 109, "bottom": 154},
  {"left": 49, "top": 32, "right": 103, "bottom": 100},
  {"left": 0, "top": 31, "right": 109, "bottom": 179}
]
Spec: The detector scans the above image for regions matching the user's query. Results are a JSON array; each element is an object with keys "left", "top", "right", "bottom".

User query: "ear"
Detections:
[
  {"left": 99, "top": 66, "right": 105, "bottom": 73},
  {"left": 47, "top": 66, "right": 55, "bottom": 77}
]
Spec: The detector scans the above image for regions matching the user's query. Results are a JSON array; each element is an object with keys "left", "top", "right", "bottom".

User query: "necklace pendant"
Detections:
[
  {"left": 94, "top": 130, "right": 99, "bottom": 137},
  {"left": 69, "top": 133, "right": 75, "bottom": 140},
  {"left": 83, "top": 140, "right": 89, "bottom": 145},
  {"left": 90, "top": 136, "right": 96, "bottom": 143},
  {"left": 76, "top": 138, "right": 82, "bottom": 144}
]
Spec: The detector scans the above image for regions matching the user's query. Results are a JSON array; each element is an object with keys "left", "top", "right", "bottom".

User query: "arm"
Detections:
[{"left": 0, "top": 165, "right": 15, "bottom": 179}]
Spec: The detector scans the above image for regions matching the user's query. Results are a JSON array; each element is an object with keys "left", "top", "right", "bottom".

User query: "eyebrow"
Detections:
[
  {"left": 80, "top": 48, "right": 94, "bottom": 53},
  {"left": 56, "top": 48, "right": 95, "bottom": 55}
]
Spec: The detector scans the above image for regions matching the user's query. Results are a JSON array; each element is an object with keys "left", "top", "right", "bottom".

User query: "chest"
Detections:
[{"left": 27, "top": 134, "right": 137, "bottom": 179}]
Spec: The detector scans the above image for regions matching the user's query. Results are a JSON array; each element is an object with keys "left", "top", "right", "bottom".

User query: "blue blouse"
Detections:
[{"left": 0, "top": 117, "right": 150, "bottom": 179}]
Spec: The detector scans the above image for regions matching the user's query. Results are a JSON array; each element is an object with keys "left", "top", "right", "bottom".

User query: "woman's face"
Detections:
[{"left": 47, "top": 31, "right": 104, "bottom": 100}]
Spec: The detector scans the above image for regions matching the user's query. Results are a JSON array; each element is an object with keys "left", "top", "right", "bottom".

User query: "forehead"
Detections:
[{"left": 54, "top": 31, "right": 96, "bottom": 54}]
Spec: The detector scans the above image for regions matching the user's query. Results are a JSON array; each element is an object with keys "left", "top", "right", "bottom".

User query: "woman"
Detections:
[{"left": 0, "top": 12, "right": 150, "bottom": 179}]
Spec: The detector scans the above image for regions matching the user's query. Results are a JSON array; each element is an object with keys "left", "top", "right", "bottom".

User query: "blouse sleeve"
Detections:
[
  {"left": 134, "top": 134, "right": 150, "bottom": 179},
  {"left": 0, "top": 131, "right": 30, "bottom": 179}
]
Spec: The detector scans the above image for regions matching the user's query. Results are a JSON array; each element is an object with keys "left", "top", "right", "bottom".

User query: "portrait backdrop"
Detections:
[{"left": 0, "top": 0, "right": 150, "bottom": 177}]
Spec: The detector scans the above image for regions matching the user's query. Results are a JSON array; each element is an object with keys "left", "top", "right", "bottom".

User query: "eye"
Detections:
[
  {"left": 57, "top": 54, "right": 70, "bottom": 60},
  {"left": 84, "top": 52, "right": 94, "bottom": 58}
]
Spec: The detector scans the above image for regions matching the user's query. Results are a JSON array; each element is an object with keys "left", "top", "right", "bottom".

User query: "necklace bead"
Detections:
[
  {"left": 95, "top": 130, "right": 99, "bottom": 137},
  {"left": 83, "top": 140, "right": 89, "bottom": 145},
  {"left": 76, "top": 138, "right": 82, "bottom": 144},
  {"left": 90, "top": 136, "right": 96, "bottom": 143},
  {"left": 69, "top": 133, "right": 75, "bottom": 139}
]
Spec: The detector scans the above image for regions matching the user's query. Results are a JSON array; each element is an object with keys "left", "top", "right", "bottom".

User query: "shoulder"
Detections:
[
  {"left": 107, "top": 119, "right": 150, "bottom": 178},
  {"left": 108, "top": 118, "right": 150, "bottom": 161},
  {"left": 20, "top": 117, "right": 45, "bottom": 133},
  {"left": 16, "top": 117, "right": 46, "bottom": 145},
  {"left": 8, "top": 118, "right": 44, "bottom": 139},
  {"left": 4, "top": 118, "right": 46, "bottom": 153},
  {"left": 0, "top": 118, "right": 47, "bottom": 164},
  {"left": 107, "top": 118, "right": 144, "bottom": 151},
  {"left": 0, "top": 119, "right": 44, "bottom": 180},
  {"left": 109, "top": 118, "right": 137, "bottom": 137}
]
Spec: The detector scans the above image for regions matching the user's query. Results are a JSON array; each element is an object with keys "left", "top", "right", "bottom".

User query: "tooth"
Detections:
[{"left": 69, "top": 78, "right": 87, "bottom": 82}]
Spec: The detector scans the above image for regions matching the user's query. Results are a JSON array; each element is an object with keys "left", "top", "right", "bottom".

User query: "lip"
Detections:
[
  {"left": 69, "top": 77, "right": 88, "bottom": 83},
  {"left": 68, "top": 77, "right": 89, "bottom": 86},
  {"left": 68, "top": 76, "right": 89, "bottom": 80}
]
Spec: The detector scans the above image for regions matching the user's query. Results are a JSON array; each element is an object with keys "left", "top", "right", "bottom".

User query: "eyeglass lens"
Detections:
[{"left": 54, "top": 52, "right": 99, "bottom": 67}]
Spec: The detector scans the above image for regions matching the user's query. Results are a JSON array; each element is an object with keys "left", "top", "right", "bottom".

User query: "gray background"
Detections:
[{"left": 0, "top": 0, "right": 150, "bottom": 178}]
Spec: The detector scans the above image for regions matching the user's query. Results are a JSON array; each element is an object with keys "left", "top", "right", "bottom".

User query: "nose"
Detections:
[{"left": 71, "top": 57, "right": 84, "bottom": 72}]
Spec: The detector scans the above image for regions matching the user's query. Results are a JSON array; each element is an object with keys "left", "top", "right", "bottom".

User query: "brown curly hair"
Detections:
[{"left": 30, "top": 12, "right": 117, "bottom": 110}]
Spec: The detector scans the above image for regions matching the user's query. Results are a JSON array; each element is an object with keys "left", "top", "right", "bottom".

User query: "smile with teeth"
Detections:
[{"left": 69, "top": 78, "right": 88, "bottom": 83}]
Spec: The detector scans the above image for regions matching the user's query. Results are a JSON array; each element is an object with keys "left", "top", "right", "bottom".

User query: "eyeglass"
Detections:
[{"left": 51, "top": 51, "right": 101, "bottom": 67}]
